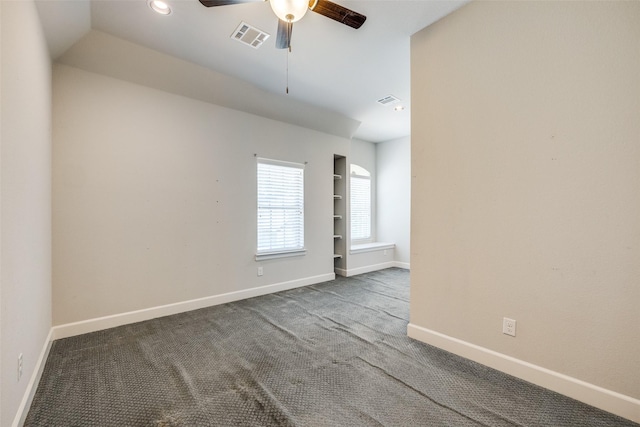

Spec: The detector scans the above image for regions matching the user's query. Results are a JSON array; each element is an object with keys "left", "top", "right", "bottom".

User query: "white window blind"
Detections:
[
  {"left": 350, "top": 173, "right": 371, "bottom": 241},
  {"left": 257, "top": 159, "right": 305, "bottom": 255}
]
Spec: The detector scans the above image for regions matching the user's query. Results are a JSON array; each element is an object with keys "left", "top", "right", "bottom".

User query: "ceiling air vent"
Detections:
[
  {"left": 231, "top": 22, "right": 270, "bottom": 49},
  {"left": 377, "top": 95, "right": 401, "bottom": 106}
]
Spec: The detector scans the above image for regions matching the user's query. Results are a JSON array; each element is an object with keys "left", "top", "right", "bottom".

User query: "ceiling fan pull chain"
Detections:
[{"left": 286, "top": 19, "right": 292, "bottom": 94}]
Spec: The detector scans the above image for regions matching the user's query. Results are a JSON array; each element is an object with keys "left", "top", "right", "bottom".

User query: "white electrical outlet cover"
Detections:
[{"left": 503, "top": 318, "right": 516, "bottom": 337}]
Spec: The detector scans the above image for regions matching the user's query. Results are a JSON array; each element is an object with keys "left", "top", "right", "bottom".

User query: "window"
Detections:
[
  {"left": 350, "top": 164, "right": 371, "bottom": 241},
  {"left": 257, "top": 158, "right": 305, "bottom": 258}
]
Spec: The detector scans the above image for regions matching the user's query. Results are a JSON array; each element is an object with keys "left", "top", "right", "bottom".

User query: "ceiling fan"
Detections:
[{"left": 198, "top": 0, "right": 367, "bottom": 50}]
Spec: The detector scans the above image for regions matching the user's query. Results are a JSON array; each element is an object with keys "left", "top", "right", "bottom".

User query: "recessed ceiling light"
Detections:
[
  {"left": 148, "top": 0, "right": 172, "bottom": 15},
  {"left": 394, "top": 105, "right": 405, "bottom": 111}
]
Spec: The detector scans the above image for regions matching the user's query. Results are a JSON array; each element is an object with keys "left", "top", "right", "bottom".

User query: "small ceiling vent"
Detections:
[
  {"left": 231, "top": 22, "right": 270, "bottom": 49},
  {"left": 377, "top": 95, "right": 401, "bottom": 106}
]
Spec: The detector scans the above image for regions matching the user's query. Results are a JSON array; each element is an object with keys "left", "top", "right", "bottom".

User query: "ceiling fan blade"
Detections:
[
  {"left": 198, "top": 0, "right": 263, "bottom": 7},
  {"left": 308, "top": 0, "right": 366, "bottom": 29},
  {"left": 276, "top": 19, "right": 292, "bottom": 50}
]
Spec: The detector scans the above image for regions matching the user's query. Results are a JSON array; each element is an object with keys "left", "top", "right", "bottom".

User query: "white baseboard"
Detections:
[
  {"left": 407, "top": 323, "right": 640, "bottom": 424},
  {"left": 393, "top": 261, "right": 410, "bottom": 270},
  {"left": 52, "top": 273, "right": 335, "bottom": 340},
  {"left": 336, "top": 262, "right": 408, "bottom": 277},
  {"left": 342, "top": 261, "right": 396, "bottom": 277},
  {"left": 12, "top": 328, "right": 54, "bottom": 427}
]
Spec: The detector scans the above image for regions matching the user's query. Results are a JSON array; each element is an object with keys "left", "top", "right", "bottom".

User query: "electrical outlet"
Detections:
[
  {"left": 257, "top": 266, "right": 263, "bottom": 277},
  {"left": 18, "top": 353, "right": 23, "bottom": 381},
  {"left": 503, "top": 318, "right": 516, "bottom": 337}
]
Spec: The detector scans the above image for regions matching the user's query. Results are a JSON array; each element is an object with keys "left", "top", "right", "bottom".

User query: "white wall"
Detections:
[
  {"left": 410, "top": 0, "right": 639, "bottom": 420},
  {"left": 1, "top": 1, "right": 52, "bottom": 425},
  {"left": 56, "top": 30, "right": 360, "bottom": 142},
  {"left": 377, "top": 136, "right": 410, "bottom": 265},
  {"left": 349, "top": 139, "right": 376, "bottom": 174},
  {"left": 53, "top": 64, "right": 349, "bottom": 326}
]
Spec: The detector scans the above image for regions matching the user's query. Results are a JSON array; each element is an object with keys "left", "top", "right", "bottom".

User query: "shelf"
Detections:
[{"left": 333, "top": 154, "right": 346, "bottom": 274}]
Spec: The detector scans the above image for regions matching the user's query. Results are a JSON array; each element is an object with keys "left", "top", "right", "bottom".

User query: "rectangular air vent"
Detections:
[
  {"left": 377, "top": 95, "right": 401, "bottom": 106},
  {"left": 231, "top": 22, "right": 270, "bottom": 49}
]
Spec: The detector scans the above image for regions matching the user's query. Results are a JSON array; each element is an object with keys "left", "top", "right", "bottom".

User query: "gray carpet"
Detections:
[{"left": 26, "top": 268, "right": 637, "bottom": 426}]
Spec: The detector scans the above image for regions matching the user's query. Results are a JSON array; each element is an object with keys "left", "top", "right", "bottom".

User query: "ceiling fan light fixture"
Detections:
[
  {"left": 148, "top": 0, "right": 172, "bottom": 15},
  {"left": 270, "top": 0, "right": 308, "bottom": 23}
]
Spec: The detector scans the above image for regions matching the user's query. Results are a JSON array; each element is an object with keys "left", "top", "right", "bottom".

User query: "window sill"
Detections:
[
  {"left": 255, "top": 249, "right": 307, "bottom": 261},
  {"left": 350, "top": 242, "right": 395, "bottom": 255}
]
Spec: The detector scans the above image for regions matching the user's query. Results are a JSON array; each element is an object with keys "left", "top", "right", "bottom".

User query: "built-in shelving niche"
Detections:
[{"left": 333, "top": 155, "right": 347, "bottom": 274}]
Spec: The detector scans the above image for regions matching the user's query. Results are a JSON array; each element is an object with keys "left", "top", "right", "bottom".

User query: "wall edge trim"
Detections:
[
  {"left": 13, "top": 328, "right": 54, "bottom": 427},
  {"left": 52, "top": 273, "right": 335, "bottom": 340},
  {"left": 407, "top": 323, "right": 640, "bottom": 423}
]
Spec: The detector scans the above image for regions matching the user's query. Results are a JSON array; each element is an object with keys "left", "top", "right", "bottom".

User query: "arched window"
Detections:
[{"left": 350, "top": 164, "right": 371, "bottom": 241}]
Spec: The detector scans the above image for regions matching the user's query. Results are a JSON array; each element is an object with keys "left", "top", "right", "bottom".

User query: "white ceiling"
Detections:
[{"left": 36, "top": 0, "right": 467, "bottom": 142}]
